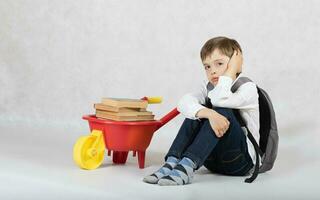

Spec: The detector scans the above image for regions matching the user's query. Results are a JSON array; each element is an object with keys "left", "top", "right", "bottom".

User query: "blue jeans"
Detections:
[{"left": 165, "top": 107, "right": 254, "bottom": 176}]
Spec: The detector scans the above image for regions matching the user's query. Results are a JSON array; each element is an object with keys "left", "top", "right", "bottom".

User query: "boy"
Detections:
[{"left": 143, "top": 36, "right": 260, "bottom": 186}]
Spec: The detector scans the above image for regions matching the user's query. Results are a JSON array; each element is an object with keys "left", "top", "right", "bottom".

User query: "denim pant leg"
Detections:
[
  {"left": 181, "top": 107, "right": 253, "bottom": 173},
  {"left": 180, "top": 118, "right": 220, "bottom": 170},
  {"left": 164, "top": 118, "right": 204, "bottom": 161},
  {"left": 203, "top": 107, "right": 254, "bottom": 176}
]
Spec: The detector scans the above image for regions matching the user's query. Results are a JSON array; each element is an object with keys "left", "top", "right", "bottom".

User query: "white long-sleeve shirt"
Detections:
[{"left": 177, "top": 73, "right": 261, "bottom": 165}]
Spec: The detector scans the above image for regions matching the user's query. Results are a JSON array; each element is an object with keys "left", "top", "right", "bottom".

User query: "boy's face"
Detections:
[{"left": 202, "top": 49, "right": 231, "bottom": 86}]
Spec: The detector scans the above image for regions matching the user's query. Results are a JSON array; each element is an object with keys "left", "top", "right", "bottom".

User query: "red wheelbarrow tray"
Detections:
[{"left": 82, "top": 107, "right": 180, "bottom": 168}]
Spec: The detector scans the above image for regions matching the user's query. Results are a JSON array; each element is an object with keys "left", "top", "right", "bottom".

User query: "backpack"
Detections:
[{"left": 205, "top": 76, "right": 279, "bottom": 183}]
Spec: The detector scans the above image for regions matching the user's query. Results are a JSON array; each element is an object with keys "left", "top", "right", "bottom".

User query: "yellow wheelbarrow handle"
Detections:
[{"left": 141, "top": 96, "right": 162, "bottom": 104}]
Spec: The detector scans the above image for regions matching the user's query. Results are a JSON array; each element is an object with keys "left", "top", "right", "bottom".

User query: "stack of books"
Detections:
[{"left": 94, "top": 97, "right": 155, "bottom": 121}]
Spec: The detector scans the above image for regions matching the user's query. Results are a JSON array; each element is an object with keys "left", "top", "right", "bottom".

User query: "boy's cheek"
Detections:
[{"left": 221, "top": 66, "right": 228, "bottom": 74}]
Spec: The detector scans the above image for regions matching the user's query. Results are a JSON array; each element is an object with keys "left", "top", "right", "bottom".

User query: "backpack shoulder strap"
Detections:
[
  {"left": 231, "top": 76, "right": 253, "bottom": 93},
  {"left": 230, "top": 76, "right": 263, "bottom": 183}
]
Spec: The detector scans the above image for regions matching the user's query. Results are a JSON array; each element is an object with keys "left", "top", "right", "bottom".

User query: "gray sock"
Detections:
[
  {"left": 143, "top": 156, "right": 179, "bottom": 184},
  {"left": 158, "top": 157, "right": 196, "bottom": 186}
]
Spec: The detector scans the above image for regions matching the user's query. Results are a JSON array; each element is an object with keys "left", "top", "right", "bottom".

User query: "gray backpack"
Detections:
[{"left": 206, "top": 76, "right": 279, "bottom": 183}]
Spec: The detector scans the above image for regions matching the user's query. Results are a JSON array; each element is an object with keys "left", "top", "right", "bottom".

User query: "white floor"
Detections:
[{"left": 0, "top": 123, "right": 319, "bottom": 200}]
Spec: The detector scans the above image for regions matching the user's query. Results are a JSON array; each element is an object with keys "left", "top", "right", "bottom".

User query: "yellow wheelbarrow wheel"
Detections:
[{"left": 73, "top": 130, "right": 105, "bottom": 170}]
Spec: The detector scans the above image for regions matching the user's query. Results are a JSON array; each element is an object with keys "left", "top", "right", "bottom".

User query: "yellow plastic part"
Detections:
[
  {"left": 146, "top": 96, "right": 162, "bottom": 104},
  {"left": 73, "top": 130, "right": 105, "bottom": 170}
]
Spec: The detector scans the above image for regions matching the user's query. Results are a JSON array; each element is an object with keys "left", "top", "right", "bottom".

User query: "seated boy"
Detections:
[{"left": 143, "top": 36, "right": 260, "bottom": 186}]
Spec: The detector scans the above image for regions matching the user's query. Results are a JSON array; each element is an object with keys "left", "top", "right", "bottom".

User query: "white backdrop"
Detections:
[
  {"left": 0, "top": 1, "right": 320, "bottom": 198},
  {"left": 1, "top": 0, "right": 320, "bottom": 155},
  {"left": 1, "top": 0, "right": 320, "bottom": 129},
  {"left": 1, "top": 0, "right": 320, "bottom": 151}
]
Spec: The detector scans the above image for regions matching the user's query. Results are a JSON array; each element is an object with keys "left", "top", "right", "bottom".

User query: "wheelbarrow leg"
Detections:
[
  {"left": 112, "top": 151, "right": 129, "bottom": 164},
  {"left": 137, "top": 151, "right": 145, "bottom": 169}
]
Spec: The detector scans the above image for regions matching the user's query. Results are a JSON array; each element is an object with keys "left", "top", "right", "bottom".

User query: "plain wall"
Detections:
[{"left": 1, "top": 0, "right": 319, "bottom": 148}]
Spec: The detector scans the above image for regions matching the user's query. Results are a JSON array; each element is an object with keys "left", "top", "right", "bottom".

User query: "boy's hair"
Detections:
[{"left": 200, "top": 36, "right": 242, "bottom": 61}]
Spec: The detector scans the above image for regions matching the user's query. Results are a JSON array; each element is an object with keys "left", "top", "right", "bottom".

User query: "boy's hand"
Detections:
[
  {"left": 224, "top": 50, "right": 243, "bottom": 80},
  {"left": 208, "top": 110, "right": 230, "bottom": 138}
]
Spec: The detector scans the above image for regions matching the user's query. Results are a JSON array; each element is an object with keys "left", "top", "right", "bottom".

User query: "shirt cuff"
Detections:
[{"left": 190, "top": 104, "right": 206, "bottom": 120}]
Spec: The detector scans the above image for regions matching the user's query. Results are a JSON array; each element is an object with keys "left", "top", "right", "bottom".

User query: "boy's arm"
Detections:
[
  {"left": 177, "top": 80, "right": 207, "bottom": 120},
  {"left": 207, "top": 49, "right": 258, "bottom": 109},
  {"left": 208, "top": 76, "right": 258, "bottom": 109},
  {"left": 224, "top": 50, "right": 243, "bottom": 81}
]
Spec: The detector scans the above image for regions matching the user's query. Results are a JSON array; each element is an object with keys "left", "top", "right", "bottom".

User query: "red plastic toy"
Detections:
[{"left": 73, "top": 96, "right": 180, "bottom": 170}]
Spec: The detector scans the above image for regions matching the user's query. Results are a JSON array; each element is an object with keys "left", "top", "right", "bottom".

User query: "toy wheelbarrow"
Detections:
[{"left": 73, "top": 96, "right": 180, "bottom": 170}]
